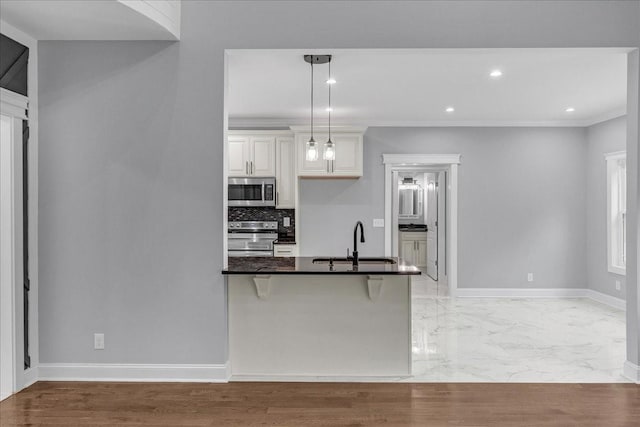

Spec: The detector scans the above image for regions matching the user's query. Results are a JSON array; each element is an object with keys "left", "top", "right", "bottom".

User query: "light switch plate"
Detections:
[
  {"left": 616, "top": 280, "right": 621, "bottom": 291},
  {"left": 94, "top": 333, "right": 104, "bottom": 350},
  {"left": 373, "top": 219, "right": 384, "bottom": 228},
  {"left": 527, "top": 273, "right": 533, "bottom": 282}
]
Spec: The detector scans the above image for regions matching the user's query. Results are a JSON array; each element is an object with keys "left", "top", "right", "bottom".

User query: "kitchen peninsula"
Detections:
[{"left": 222, "top": 256, "right": 420, "bottom": 379}]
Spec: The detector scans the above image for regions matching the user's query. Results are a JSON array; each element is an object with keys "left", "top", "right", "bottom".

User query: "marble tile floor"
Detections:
[
  {"left": 407, "top": 281, "right": 627, "bottom": 383},
  {"left": 412, "top": 273, "right": 449, "bottom": 297}
]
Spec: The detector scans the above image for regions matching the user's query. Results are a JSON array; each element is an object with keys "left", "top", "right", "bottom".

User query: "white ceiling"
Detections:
[
  {"left": 228, "top": 49, "right": 628, "bottom": 127},
  {"left": 0, "top": 0, "right": 179, "bottom": 40}
]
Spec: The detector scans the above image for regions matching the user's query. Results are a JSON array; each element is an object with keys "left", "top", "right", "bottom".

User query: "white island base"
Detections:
[{"left": 228, "top": 274, "right": 412, "bottom": 380}]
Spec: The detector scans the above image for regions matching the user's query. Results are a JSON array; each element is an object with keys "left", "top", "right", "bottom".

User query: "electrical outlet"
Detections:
[
  {"left": 615, "top": 280, "right": 621, "bottom": 291},
  {"left": 527, "top": 273, "right": 534, "bottom": 282},
  {"left": 373, "top": 219, "right": 385, "bottom": 228},
  {"left": 94, "top": 333, "right": 104, "bottom": 350},
  {"left": 283, "top": 217, "right": 291, "bottom": 227}
]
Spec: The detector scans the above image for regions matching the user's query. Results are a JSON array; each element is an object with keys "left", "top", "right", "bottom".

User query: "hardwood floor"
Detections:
[{"left": 1, "top": 382, "right": 639, "bottom": 426}]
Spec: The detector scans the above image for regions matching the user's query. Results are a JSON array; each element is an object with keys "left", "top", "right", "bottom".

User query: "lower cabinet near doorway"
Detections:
[
  {"left": 399, "top": 231, "right": 427, "bottom": 268},
  {"left": 274, "top": 244, "right": 298, "bottom": 257}
]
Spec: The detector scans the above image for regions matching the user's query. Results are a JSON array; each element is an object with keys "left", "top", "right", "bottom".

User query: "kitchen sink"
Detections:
[{"left": 312, "top": 257, "right": 397, "bottom": 265}]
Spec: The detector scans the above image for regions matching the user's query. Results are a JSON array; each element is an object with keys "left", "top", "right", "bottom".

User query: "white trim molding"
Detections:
[
  {"left": 289, "top": 125, "right": 368, "bottom": 134},
  {"left": 455, "top": 288, "right": 626, "bottom": 310},
  {"left": 382, "top": 153, "right": 461, "bottom": 166},
  {"left": 0, "top": 88, "right": 28, "bottom": 119},
  {"left": 228, "top": 116, "right": 628, "bottom": 129},
  {"left": 623, "top": 361, "right": 640, "bottom": 383},
  {"left": 605, "top": 150, "right": 627, "bottom": 276},
  {"left": 21, "top": 367, "right": 38, "bottom": 389},
  {"left": 586, "top": 289, "right": 626, "bottom": 311},
  {"left": 230, "top": 374, "right": 410, "bottom": 383},
  {"left": 0, "top": 20, "right": 40, "bottom": 395},
  {"left": 38, "top": 363, "right": 230, "bottom": 383},
  {"left": 455, "top": 288, "right": 588, "bottom": 298}
]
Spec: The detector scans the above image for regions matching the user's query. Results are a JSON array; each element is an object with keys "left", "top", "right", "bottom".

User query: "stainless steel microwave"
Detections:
[{"left": 228, "top": 177, "right": 276, "bottom": 207}]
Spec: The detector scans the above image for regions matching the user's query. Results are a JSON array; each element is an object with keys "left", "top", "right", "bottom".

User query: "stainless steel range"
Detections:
[{"left": 227, "top": 221, "right": 278, "bottom": 257}]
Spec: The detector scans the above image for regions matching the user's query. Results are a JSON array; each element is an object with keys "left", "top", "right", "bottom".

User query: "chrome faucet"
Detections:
[{"left": 352, "top": 221, "right": 365, "bottom": 266}]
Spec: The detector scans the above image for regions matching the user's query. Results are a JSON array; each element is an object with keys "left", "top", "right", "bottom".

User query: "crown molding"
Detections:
[
  {"left": 229, "top": 113, "right": 627, "bottom": 129},
  {"left": 289, "top": 125, "right": 368, "bottom": 134},
  {"left": 583, "top": 108, "right": 627, "bottom": 127},
  {"left": 382, "top": 154, "right": 461, "bottom": 165}
]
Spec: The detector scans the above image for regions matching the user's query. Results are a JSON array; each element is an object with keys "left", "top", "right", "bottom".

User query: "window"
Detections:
[{"left": 606, "top": 151, "right": 626, "bottom": 275}]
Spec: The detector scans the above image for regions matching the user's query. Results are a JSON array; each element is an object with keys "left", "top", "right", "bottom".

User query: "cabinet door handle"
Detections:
[
  {"left": 250, "top": 161, "right": 254, "bottom": 175},
  {"left": 245, "top": 161, "right": 249, "bottom": 175}
]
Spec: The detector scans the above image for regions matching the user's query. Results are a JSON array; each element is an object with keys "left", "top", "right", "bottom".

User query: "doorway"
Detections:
[
  {"left": 383, "top": 154, "right": 460, "bottom": 295},
  {"left": 395, "top": 168, "right": 447, "bottom": 294}
]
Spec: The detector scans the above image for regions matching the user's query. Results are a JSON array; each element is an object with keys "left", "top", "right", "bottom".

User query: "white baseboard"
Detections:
[
  {"left": 38, "top": 363, "right": 230, "bottom": 383},
  {"left": 623, "top": 361, "right": 640, "bottom": 383},
  {"left": 586, "top": 290, "right": 626, "bottom": 311},
  {"left": 455, "top": 288, "right": 588, "bottom": 298},
  {"left": 455, "top": 288, "right": 625, "bottom": 311},
  {"left": 230, "top": 374, "right": 410, "bottom": 383}
]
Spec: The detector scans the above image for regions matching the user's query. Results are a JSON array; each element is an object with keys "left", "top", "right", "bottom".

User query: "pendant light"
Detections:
[
  {"left": 304, "top": 55, "right": 332, "bottom": 162},
  {"left": 324, "top": 58, "right": 335, "bottom": 161},
  {"left": 306, "top": 57, "right": 318, "bottom": 161}
]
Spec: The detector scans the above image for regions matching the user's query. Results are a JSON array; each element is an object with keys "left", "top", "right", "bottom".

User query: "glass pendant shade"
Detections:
[
  {"left": 324, "top": 139, "right": 335, "bottom": 160},
  {"left": 306, "top": 138, "right": 318, "bottom": 161}
]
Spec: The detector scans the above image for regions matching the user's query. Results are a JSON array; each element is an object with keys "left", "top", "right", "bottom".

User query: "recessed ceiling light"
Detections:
[
  {"left": 326, "top": 107, "right": 333, "bottom": 112},
  {"left": 565, "top": 107, "right": 575, "bottom": 113},
  {"left": 326, "top": 78, "right": 336, "bottom": 85},
  {"left": 489, "top": 69, "right": 503, "bottom": 78},
  {"left": 445, "top": 107, "right": 455, "bottom": 113}
]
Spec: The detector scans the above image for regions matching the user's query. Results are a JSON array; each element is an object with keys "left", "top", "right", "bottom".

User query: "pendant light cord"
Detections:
[
  {"left": 328, "top": 60, "right": 331, "bottom": 141},
  {"left": 310, "top": 59, "right": 314, "bottom": 141}
]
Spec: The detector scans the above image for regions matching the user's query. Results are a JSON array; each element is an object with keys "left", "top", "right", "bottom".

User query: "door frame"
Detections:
[
  {"left": 1, "top": 92, "right": 26, "bottom": 400},
  {"left": 0, "top": 19, "right": 39, "bottom": 394},
  {"left": 383, "top": 154, "right": 460, "bottom": 294},
  {"left": 425, "top": 172, "right": 439, "bottom": 281}
]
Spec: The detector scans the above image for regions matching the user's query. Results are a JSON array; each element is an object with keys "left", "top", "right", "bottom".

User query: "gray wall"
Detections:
[
  {"left": 36, "top": 1, "right": 639, "bottom": 366},
  {"left": 38, "top": 41, "right": 226, "bottom": 363},
  {"left": 300, "top": 127, "right": 588, "bottom": 289},
  {"left": 586, "top": 116, "right": 628, "bottom": 299}
]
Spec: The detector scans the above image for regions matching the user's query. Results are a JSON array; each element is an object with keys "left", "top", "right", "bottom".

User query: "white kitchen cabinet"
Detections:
[
  {"left": 399, "top": 231, "right": 427, "bottom": 268},
  {"left": 227, "top": 133, "right": 276, "bottom": 177},
  {"left": 274, "top": 244, "right": 298, "bottom": 257},
  {"left": 228, "top": 136, "right": 250, "bottom": 176},
  {"left": 295, "top": 131, "right": 364, "bottom": 178},
  {"left": 251, "top": 136, "right": 276, "bottom": 176},
  {"left": 276, "top": 137, "right": 296, "bottom": 208}
]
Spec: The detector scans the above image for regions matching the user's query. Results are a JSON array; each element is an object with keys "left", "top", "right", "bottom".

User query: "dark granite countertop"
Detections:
[
  {"left": 222, "top": 256, "right": 421, "bottom": 275},
  {"left": 399, "top": 224, "right": 427, "bottom": 231}
]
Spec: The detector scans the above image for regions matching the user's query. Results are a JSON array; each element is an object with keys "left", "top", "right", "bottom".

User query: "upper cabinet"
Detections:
[
  {"left": 228, "top": 131, "right": 296, "bottom": 209},
  {"left": 295, "top": 129, "right": 365, "bottom": 178},
  {"left": 228, "top": 134, "right": 276, "bottom": 177},
  {"left": 276, "top": 137, "right": 296, "bottom": 209}
]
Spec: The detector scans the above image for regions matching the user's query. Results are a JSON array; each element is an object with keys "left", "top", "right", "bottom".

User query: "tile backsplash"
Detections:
[{"left": 228, "top": 207, "right": 295, "bottom": 240}]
